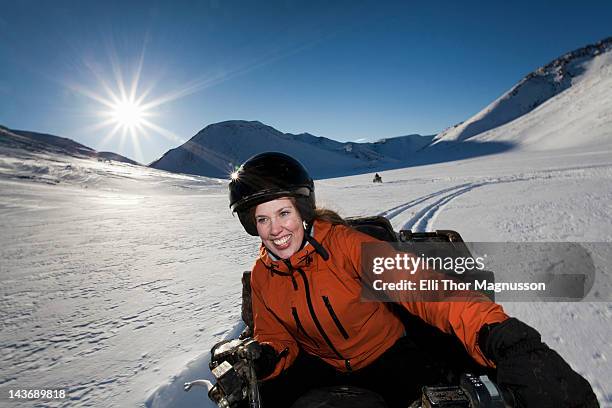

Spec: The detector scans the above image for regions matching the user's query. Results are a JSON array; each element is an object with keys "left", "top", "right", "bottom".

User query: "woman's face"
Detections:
[{"left": 255, "top": 197, "right": 304, "bottom": 259}]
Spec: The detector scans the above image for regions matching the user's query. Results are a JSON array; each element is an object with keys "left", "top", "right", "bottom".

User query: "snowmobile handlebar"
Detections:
[
  {"left": 184, "top": 337, "right": 262, "bottom": 408},
  {"left": 185, "top": 336, "right": 513, "bottom": 408}
]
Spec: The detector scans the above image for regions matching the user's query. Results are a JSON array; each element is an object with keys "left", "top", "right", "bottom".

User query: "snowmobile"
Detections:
[
  {"left": 185, "top": 216, "right": 506, "bottom": 408},
  {"left": 190, "top": 335, "right": 509, "bottom": 408}
]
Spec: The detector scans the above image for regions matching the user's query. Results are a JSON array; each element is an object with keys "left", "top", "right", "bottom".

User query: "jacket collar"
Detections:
[{"left": 259, "top": 220, "right": 333, "bottom": 274}]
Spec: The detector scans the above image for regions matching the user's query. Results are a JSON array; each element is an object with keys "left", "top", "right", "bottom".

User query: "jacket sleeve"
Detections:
[
  {"left": 400, "top": 295, "right": 508, "bottom": 367},
  {"left": 337, "top": 224, "right": 509, "bottom": 368},
  {"left": 250, "top": 268, "right": 300, "bottom": 380}
]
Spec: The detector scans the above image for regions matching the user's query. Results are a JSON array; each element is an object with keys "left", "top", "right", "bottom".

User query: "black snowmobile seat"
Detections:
[{"left": 345, "top": 216, "right": 398, "bottom": 242}]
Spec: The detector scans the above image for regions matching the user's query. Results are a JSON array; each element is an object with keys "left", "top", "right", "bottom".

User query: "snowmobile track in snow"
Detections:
[
  {"left": 386, "top": 178, "right": 531, "bottom": 232},
  {"left": 399, "top": 182, "right": 489, "bottom": 232},
  {"left": 377, "top": 183, "right": 472, "bottom": 220},
  {"left": 379, "top": 164, "right": 612, "bottom": 232}
]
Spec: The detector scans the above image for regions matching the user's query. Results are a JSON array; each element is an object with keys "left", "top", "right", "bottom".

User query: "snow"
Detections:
[
  {"left": 1, "top": 141, "right": 611, "bottom": 407},
  {"left": 0, "top": 153, "right": 242, "bottom": 407}
]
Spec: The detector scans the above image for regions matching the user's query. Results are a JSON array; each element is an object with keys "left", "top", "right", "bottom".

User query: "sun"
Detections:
[
  {"left": 70, "top": 49, "right": 201, "bottom": 162},
  {"left": 110, "top": 98, "right": 146, "bottom": 130}
]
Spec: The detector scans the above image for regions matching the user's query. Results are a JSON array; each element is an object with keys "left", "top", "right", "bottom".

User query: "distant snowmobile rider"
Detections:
[{"left": 228, "top": 152, "right": 598, "bottom": 408}]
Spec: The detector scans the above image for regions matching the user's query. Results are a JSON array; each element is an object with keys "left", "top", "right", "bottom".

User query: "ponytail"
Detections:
[{"left": 312, "top": 207, "right": 347, "bottom": 226}]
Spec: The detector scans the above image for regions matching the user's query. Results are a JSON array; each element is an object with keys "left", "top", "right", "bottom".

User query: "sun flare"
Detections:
[
  {"left": 71, "top": 49, "right": 196, "bottom": 162},
  {"left": 110, "top": 98, "right": 146, "bottom": 130}
]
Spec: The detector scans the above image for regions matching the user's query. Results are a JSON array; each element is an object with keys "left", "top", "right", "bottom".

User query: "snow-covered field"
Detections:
[{"left": 1, "top": 142, "right": 611, "bottom": 407}]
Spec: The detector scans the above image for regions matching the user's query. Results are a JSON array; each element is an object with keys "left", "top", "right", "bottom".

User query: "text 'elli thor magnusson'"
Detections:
[{"left": 371, "top": 279, "right": 546, "bottom": 293}]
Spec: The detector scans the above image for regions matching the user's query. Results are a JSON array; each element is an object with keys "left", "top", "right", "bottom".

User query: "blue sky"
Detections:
[{"left": 1, "top": 0, "right": 611, "bottom": 164}]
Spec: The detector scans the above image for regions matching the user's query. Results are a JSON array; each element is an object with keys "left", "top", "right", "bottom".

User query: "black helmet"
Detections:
[{"left": 229, "top": 152, "right": 315, "bottom": 236}]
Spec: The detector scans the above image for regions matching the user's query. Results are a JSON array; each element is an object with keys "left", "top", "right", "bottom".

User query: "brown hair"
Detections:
[{"left": 312, "top": 207, "right": 347, "bottom": 225}]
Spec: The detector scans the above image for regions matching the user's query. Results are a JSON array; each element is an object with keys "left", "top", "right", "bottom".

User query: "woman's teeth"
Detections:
[{"left": 273, "top": 235, "right": 291, "bottom": 246}]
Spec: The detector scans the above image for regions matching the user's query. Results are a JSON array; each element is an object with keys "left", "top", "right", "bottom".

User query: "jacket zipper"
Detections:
[
  {"left": 322, "top": 296, "right": 349, "bottom": 340},
  {"left": 295, "top": 267, "right": 352, "bottom": 371},
  {"left": 291, "top": 307, "right": 320, "bottom": 347}
]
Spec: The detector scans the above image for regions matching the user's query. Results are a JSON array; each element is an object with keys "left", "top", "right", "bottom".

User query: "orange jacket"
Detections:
[{"left": 250, "top": 220, "right": 509, "bottom": 379}]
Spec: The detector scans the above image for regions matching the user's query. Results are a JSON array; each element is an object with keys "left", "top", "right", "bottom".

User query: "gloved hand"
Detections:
[
  {"left": 253, "top": 342, "right": 280, "bottom": 379},
  {"left": 479, "top": 318, "right": 598, "bottom": 408}
]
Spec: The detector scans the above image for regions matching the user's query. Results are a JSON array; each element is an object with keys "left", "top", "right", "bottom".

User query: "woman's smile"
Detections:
[{"left": 272, "top": 234, "right": 292, "bottom": 248}]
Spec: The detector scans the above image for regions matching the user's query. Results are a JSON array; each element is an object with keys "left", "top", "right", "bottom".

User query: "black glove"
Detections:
[
  {"left": 253, "top": 343, "right": 280, "bottom": 379},
  {"left": 479, "top": 318, "right": 598, "bottom": 408}
]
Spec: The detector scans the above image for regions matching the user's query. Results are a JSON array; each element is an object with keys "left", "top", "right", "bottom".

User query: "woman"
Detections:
[{"left": 228, "top": 152, "right": 597, "bottom": 408}]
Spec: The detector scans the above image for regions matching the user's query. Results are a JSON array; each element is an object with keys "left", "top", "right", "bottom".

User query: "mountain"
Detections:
[
  {"left": 7, "top": 37, "right": 610, "bottom": 180},
  {"left": 432, "top": 37, "right": 612, "bottom": 149},
  {"left": 151, "top": 37, "right": 612, "bottom": 179},
  {"left": 0, "top": 126, "right": 140, "bottom": 165},
  {"left": 149, "top": 120, "right": 432, "bottom": 179}
]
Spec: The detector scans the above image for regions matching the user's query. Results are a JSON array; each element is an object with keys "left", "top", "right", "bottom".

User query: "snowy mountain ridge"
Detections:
[
  {"left": 0, "top": 125, "right": 140, "bottom": 165},
  {"left": 149, "top": 120, "right": 432, "bottom": 179},
  {"left": 433, "top": 37, "right": 612, "bottom": 145},
  {"left": 2, "top": 37, "right": 612, "bottom": 183},
  {"left": 150, "top": 37, "right": 612, "bottom": 179}
]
